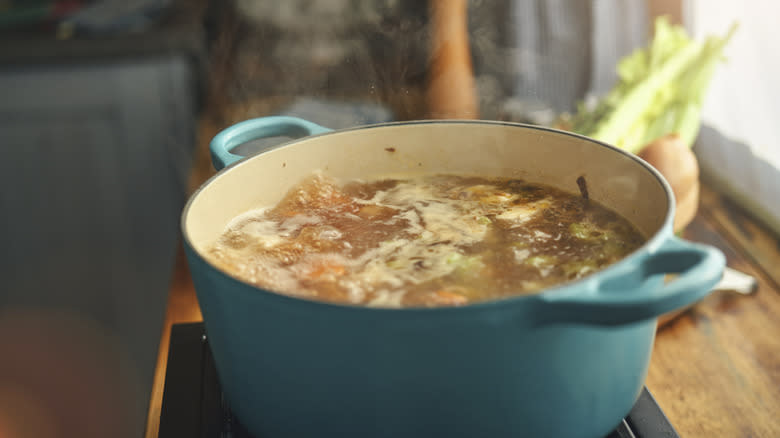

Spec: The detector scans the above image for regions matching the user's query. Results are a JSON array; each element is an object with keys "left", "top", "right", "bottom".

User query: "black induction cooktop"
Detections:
[{"left": 157, "top": 323, "right": 679, "bottom": 438}]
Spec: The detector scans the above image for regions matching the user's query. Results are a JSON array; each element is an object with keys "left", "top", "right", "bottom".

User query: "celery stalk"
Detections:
[
  {"left": 567, "top": 17, "right": 737, "bottom": 153},
  {"left": 591, "top": 42, "right": 701, "bottom": 152}
]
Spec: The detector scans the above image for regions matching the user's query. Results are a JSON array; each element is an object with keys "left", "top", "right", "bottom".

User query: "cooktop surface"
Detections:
[{"left": 158, "top": 323, "right": 679, "bottom": 438}]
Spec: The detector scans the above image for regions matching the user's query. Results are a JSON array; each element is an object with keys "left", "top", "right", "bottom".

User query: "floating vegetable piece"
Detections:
[
  {"left": 563, "top": 259, "right": 599, "bottom": 278},
  {"left": 526, "top": 255, "right": 557, "bottom": 268}
]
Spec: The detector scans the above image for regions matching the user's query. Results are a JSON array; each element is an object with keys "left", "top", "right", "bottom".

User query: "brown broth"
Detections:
[{"left": 206, "top": 173, "right": 646, "bottom": 307}]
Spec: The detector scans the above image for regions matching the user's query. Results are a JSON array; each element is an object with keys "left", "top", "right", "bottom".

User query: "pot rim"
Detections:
[{"left": 181, "top": 119, "right": 676, "bottom": 314}]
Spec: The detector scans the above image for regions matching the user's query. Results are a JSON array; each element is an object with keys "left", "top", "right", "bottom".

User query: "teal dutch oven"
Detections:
[{"left": 182, "top": 117, "right": 725, "bottom": 438}]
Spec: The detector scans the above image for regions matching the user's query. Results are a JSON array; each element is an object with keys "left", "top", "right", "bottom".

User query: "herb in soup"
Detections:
[{"left": 206, "top": 173, "right": 645, "bottom": 307}]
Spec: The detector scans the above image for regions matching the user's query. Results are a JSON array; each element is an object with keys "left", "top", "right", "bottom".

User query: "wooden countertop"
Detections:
[
  {"left": 645, "top": 184, "right": 780, "bottom": 436},
  {"left": 144, "top": 182, "right": 780, "bottom": 438}
]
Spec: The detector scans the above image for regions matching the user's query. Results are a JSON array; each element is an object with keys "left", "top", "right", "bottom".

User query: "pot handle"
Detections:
[
  {"left": 210, "top": 116, "right": 332, "bottom": 170},
  {"left": 538, "top": 236, "right": 725, "bottom": 326}
]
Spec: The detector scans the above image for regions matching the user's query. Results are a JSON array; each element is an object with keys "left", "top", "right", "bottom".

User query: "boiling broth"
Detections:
[{"left": 205, "top": 173, "right": 645, "bottom": 307}]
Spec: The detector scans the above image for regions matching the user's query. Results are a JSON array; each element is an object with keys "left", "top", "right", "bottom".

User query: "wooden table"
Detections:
[{"left": 144, "top": 182, "right": 780, "bottom": 438}]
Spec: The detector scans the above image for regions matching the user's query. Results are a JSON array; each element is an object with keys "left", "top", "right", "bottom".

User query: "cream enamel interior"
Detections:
[{"left": 184, "top": 122, "right": 670, "bottom": 255}]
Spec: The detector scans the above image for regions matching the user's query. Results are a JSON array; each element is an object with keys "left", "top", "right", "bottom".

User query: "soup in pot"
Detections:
[{"left": 205, "top": 173, "right": 645, "bottom": 307}]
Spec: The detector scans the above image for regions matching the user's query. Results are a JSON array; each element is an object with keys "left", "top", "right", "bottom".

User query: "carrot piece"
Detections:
[
  {"left": 429, "top": 289, "right": 468, "bottom": 306},
  {"left": 305, "top": 261, "right": 346, "bottom": 280}
]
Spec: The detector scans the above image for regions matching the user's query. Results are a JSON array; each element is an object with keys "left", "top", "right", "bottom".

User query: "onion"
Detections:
[{"left": 638, "top": 134, "right": 700, "bottom": 232}]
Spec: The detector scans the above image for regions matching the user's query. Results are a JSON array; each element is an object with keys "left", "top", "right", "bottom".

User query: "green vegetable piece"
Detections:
[
  {"left": 526, "top": 255, "right": 557, "bottom": 268},
  {"left": 446, "top": 252, "right": 483, "bottom": 269},
  {"left": 446, "top": 252, "right": 464, "bottom": 265},
  {"left": 562, "top": 259, "right": 599, "bottom": 278},
  {"left": 569, "top": 222, "right": 592, "bottom": 240},
  {"left": 601, "top": 239, "right": 628, "bottom": 259},
  {"left": 386, "top": 258, "right": 405, "bottom": 269},
  {"left": 446, "top": 253, "right": 486, "bottom": 283}
]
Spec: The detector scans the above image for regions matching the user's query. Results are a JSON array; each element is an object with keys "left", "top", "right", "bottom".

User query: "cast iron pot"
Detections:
[{"left": 182, "top": 117, "right": 725, "bottom": 438}]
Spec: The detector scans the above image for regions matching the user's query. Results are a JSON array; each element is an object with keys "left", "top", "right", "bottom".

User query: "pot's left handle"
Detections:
[{"left": 210, "top": 116, "right": 332, "bottom": 170}]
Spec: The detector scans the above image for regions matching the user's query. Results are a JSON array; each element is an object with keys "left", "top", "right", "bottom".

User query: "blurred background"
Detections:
[{"left": 0, "top": 1, "right": 777, "bottom": 437}]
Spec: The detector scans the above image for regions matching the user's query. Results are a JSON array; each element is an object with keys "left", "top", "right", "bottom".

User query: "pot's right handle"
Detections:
[
  {"left": 539, "top": 236, "right": 726, "bottom": 326},
  {"left": 210, "top": 116, "right": 332, "bottom": 170}
]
